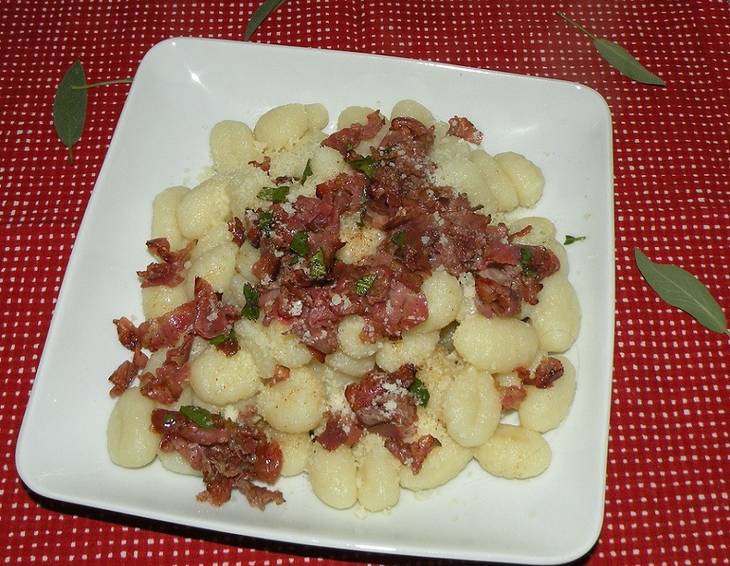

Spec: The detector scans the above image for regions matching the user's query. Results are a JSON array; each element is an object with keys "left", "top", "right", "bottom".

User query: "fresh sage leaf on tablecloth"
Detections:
[
  {"left": 634, "top": 248, "right": 728, "bottom": 335},
  {"left": 245, "top": 0, "right": 288, "bottom": 40},
  {"left": 556, "top": 12, "right": 665, "bottom": 86},
  {"left": 53, "top": 60, "right": 87, "bottom": 162}
]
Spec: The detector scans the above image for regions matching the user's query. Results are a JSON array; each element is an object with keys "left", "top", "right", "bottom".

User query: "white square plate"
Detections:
[{"left": 17, "top": 38, "right": 614, "bottom": 564}]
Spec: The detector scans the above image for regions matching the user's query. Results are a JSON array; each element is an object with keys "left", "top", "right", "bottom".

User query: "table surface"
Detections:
[{"left": 1, "top": 1, "right": 728, "bottom": 564}]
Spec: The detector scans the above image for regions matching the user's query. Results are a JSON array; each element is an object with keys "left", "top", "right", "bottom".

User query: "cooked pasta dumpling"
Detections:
[
  {"left": 474, "top": 424, "right": 551, "bottom": 479},
  {"left": 107, "top": 388, "right": 160, "bottom": 468}
]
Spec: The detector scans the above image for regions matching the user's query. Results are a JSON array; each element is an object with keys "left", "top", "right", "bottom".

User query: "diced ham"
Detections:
[
  {"left": 235, "top": 478, "right": 285, "bottom": 510},
  {"left": 321, "top": 111, "right": 385, "bottom": 155},
  {"left": 193, "top": 277, "right": 240, "bottom": 340},
  {"left": 384, "top": 434, "right": 441, "bottom": 474},
  {"left": 137, "top": 238, "right": 194, "bottom": 288},
  {"left": 447, "top": 116, "right": 483, "bottom": 145},
  {"left": 498, "top": 384, "right": 527, "bottom": 411},
  {"left": 345, "top": 365, "right": 418, "bottom": 430},
  {"left": 228, "top": 217, "right": 245, "bottom": 246},
  {"left": 113, "top": 317, "right": 140, "bottom": 351},
  {"left": 315, "top": 412, "right": 364, "bottom": 451},
  {"left": 248, "top": 156, "right": 271, "bottom": 171},
  {"left": 269, "top": 365, "right": 291, "bottom": 385},
  {"left": 151, "top": 408, "right": 284, "bottom": 509},
  {"left": 524, "top": 357, "right": 565, "bottom": 389},
  {"left": 137, "top": 302, "right": 196, "bottom": 351}
]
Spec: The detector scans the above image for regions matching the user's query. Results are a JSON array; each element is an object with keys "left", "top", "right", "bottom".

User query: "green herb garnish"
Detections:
[
  {"left": 290, "top": 230, "right": 310, "bottom": 256},
  {"left": 519, "top": 247, "right": 536, "bottom": 277},
  {"left": 257, "top": 185, "right": 290, "bottom": 203},
  {"left": 635, "top": 248, "right": 728, "bottom": 335},
  {"left": 408, "top": 378, "right": 430, "bottom": 407},
  {"left": 309, "top": 248, "right": 327, "bottom": 279},
  {"left": 557, "top": 11, "right": 665, "bottom": 86},
  {"left": 258, "top": 210, "right": 274, "bottom": 233},
  {"left": 242, "top": 283, "right": 260, "bottom": 320},
  {"left": 53, "top": 61, "right": 88, "bottom": 162},
  {"left": 209, "top": 328, "right": 236, "bottom": 346},
  {"left": 564, "top": 234, "right": 587, "bottom": 245},
  {"left": 180, "top": 405, "right": 215, "bottom": 429},
  {"left": 355, "top": 274, "right": 377, "bottom": 296},
  {"left": 300, "top": 159, "right": 313, "bottom": 184},
  {"left": 391, "top": 230, "right": 406, "bottom": 248},
  {"left": 244, "top": 0, "right": 288, "bottom": 41},
  {"left": 350, "top": 155, "right": 376, "bottom": 178}
]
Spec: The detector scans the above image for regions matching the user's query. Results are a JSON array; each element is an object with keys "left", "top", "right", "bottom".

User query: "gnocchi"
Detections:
[{"left": 106, "top": 100, "right": 581, "bottom": 513}]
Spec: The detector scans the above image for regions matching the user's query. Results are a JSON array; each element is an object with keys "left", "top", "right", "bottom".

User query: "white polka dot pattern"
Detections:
[{"left": 1, "top": 0, "right": 729, "bottom": 564}]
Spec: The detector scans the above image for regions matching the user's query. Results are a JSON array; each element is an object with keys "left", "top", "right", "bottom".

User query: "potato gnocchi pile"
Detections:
[{"left": 106, "top": 99, "right": 581, "bottom": 512}]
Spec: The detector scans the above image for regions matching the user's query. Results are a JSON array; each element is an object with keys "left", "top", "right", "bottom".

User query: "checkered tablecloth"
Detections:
[{"left": 1, "top": 1, "right": 728, "bottom": 564}]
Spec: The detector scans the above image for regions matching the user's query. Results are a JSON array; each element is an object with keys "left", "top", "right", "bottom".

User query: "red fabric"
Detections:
[{"left": 2, "top": 1, "right": 729, "bottom": 564}]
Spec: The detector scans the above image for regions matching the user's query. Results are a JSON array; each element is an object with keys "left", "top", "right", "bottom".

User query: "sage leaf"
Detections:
[
  {"left": 245, "top": 0, "right": 288, "bottom": 40},
  {"left": 634, "top": 248, "right": 727, "bottom": 335},
  {"left": 557, "top": 12, "right": 665, "bottom": 87},
  {"left": 593, "top": 38, "right": 665, "bottom": 86},
  {"left": 53, "top": 60, "right": 87, "bottom": 162}
]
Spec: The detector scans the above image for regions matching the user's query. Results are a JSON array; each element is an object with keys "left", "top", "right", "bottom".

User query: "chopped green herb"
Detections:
[
  {"left": 408, "top": 378, "right": 430, "bottom": 407},
  {"left": 163, "top": 413, "right": 176, "bottom": 426},
  {"left": 300, "top": 159, "right": 313, "bottom": 184},
  {"left": 355, "top": 273, "right": 377, "bottom": 296},
  {"left": 391, "top": 230, "right": 406, "bottom": 248},
  {"left": 257, "top": 185, "right": 290, "bottom": 203},
  {"left": 309, "top": 248, "right": 327, "bottom": 279},
  {"left": 242, "top": 283, "right": 260, "bottom": 320},
  {"left": 349, "top": 155, "right": 376, "bottom": 178},
  {"left": 258, "top": 210, "right": 274, "bottom": 233},
  {"left": 180, "top": 405, "right": 215, "bottom": 429},
  {"left": 519, "top": 247, "right": 536, "bottom": 277},
  {"left": 564, "top": 234, "right": 587, "bottom": 245},
  {"left": 290, "top": 230, "right": 310, "bottom": 256},
  {"left": 209, "top": 328, "right": 236, "bottom": 346}
]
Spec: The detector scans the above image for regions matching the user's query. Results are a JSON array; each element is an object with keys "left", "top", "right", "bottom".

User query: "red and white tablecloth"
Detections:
[{"left": 1, "top": 1, "right": 728, "bottom": 564}]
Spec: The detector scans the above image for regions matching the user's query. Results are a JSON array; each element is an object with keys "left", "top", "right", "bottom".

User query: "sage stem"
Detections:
[
  {"left": 72, "top": 78, "right": 133, "bottom": 90},
  {"left": 556, "top": 12, "right": 597, "bottom": 40}
]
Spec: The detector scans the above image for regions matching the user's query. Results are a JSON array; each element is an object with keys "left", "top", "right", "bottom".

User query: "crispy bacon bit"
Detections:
[
  {"left": 235, "top": 478, "right": 285, "bottom": 510},
  {"left": 508, "top": 224, "right": 532, "bottom": 242},
  {"left": 307, "top": 345, "right": 326, "bottom": 363},
  {"left": 151, "top": 408, "right": 284, "bottom": 509},
  {"left": 384, "top": 434, "right": 441, "bottom": 474},
  {"left": 345, "top": 365, "right": 418, "bottom": 430},
  {"left": 315, "top": 412, "right": 364, "bottom": 451},
  {"left": 447, "top": 116, "right": 483, "bottom": 145},
  {"left": 137, "top": 239, "right": 194, "bottom": 288},
  {"left": 139, "top": 362, "right": 190, "bottom": 404},
  {"left": 322, "top": 111, "right": 385, "bottom": 155},
  {"left": 108, "top": 360, "right": 138, "bottom": 397},
  {"left": 113, "top": 317, "right": 140, "bottom": 351},
  {"left": 524, "top": 357, "right": 565, "bottom": 389},
  {"left": 137, "top": 302, "right": 196, "bottom": 351},
  {"left": 228, "top": 217, "right": 246, "bottom": 246},
  {"left": 193, "top": 277, "right": 240, "bottom": 340},
  {"left": 216, "top": 336, "right": 240, "bottom": 357},
  {"left": 249, "top": 156, "right": 271, "bottom": 171},
  {"left": 270, "top": 365, "right": 291, "bottom": 385},
  {"left": 498, "top": 384, "right": 527, "bottom": 411},
  {"left": 475, "top": 276, "right": 521, "bottom": 318}
]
